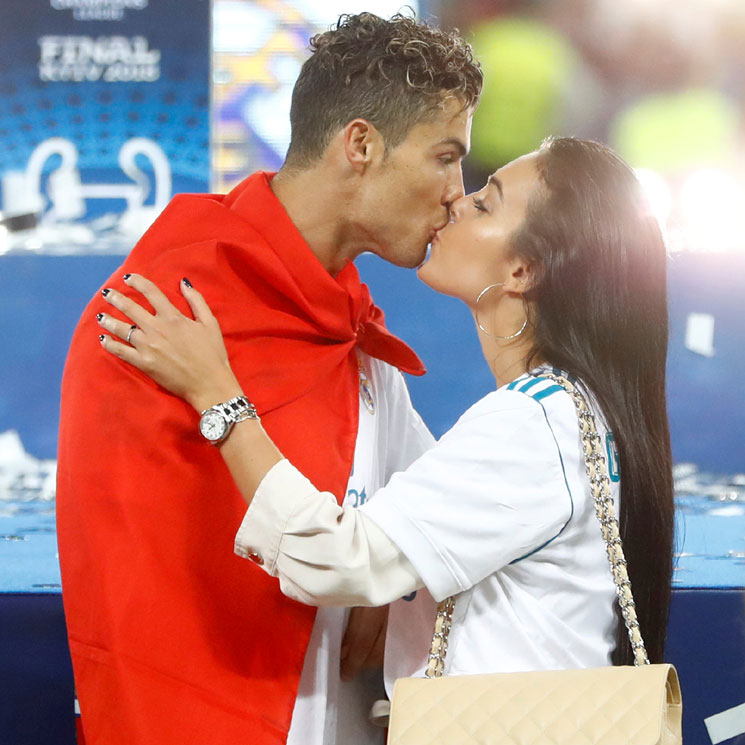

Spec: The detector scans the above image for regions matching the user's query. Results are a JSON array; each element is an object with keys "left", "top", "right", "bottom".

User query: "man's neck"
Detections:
[{"left": 270, "top": 166, "right": 369, "bottom": 276}]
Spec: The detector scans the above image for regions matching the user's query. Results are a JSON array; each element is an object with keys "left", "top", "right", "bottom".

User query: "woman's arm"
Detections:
[
  {"left": 97, "top": 273, "right": 423, "bottom": 607},
  {"left": 97, "top": 275, "right": 571, "bottom": 609}
]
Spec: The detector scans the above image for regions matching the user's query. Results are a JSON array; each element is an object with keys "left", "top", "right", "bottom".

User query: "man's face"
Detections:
[{"left": 359, "top": 98, "right": 473, "bottom": 268}]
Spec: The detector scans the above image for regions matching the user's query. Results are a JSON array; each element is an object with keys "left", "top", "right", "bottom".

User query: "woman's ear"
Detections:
[
  {"left": 503, "top": 256, "right": 535, "bottom": 295},
  {"left": 342, "top": 119, "right": 384, "bottom": 173}
]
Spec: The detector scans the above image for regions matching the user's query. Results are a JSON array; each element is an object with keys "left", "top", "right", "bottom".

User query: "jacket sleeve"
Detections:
[{"left": 235, "top": 459, "right": 423, "bottom": 607}]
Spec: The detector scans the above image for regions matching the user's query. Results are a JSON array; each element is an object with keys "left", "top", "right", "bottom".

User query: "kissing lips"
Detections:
[{"left": 429, "top": 217, "right": 448, "bottom": 244}]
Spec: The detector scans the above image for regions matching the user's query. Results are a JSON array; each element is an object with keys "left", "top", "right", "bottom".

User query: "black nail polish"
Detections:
[
  {"left": 182, "top": 277, "right": 192, "bottom": 288},
  {"left": 123, "top": 273, "right": 131, "bottom": 280},
  {"left": 99, "top": 334, "right": 105, "bottom": 341},
  {"left": 101, "top": 288, "right": 110, "bottom": 297},
  {"left": 96, "top": 313, "right": 103, "bottom": 321}
]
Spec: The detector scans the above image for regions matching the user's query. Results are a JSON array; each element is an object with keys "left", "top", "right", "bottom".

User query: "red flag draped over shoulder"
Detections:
[{"left": 56, "top": 172, "right": 425, "bottom": 745}]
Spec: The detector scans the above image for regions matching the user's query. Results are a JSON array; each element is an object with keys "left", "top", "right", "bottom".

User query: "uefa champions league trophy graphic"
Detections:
[{"left": 0, "top": 135, "right": 172, "bottom": 252}]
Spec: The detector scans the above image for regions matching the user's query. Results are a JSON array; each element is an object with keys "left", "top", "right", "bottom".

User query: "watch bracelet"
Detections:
[{"left": 204, "top": 395, "right": 259, "bottom": 423}]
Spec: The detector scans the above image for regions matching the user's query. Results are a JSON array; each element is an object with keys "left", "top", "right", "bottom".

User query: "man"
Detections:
[{"left": 57, "top": 12, "right": 481, "bottom": 745}]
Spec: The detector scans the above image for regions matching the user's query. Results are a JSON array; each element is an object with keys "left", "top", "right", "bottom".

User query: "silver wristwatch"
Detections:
[{"left": 198, "top": 395, "right": 259, "bottom": 444}]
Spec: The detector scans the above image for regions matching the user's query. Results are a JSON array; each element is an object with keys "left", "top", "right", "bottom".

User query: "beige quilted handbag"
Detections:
[{"left": 386, "top": 374, "right": 682, "bottom": 745}]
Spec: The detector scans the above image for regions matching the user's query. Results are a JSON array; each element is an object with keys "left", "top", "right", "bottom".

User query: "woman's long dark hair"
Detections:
[{"left": 511, "top": 137, "right": 674, "bottom": 664}]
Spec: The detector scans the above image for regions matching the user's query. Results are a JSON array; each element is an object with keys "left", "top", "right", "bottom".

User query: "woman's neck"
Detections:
[{"left": 476, "top": 327, "right": 542, "bottom": 388}]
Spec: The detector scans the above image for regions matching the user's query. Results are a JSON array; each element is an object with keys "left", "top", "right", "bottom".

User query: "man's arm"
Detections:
[{"left": 340, "top": 606, "right": 388, "bottom": 681}]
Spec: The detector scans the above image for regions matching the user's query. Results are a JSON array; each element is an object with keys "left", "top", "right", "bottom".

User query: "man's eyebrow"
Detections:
[
  {"left": 437, "top": 138, "right": 468, "bottom": 158},
  {"left": 488, "top": 175, "right": 504, "bottom": 202}
]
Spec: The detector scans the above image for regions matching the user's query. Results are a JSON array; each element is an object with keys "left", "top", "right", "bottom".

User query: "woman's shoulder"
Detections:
[
  {"left": 443, "top": 368, "right": 583, "bottom": 453},
  {"left": 437, "top": 372, "right": 561, "bottom": 455},
  {"left": 461, "top": 367, "right": 571, "bottom": 419}
]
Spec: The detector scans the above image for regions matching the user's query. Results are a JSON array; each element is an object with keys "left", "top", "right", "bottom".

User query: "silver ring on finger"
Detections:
[{"left": 126, "top": 324, "right": 138, "bottom": 344}]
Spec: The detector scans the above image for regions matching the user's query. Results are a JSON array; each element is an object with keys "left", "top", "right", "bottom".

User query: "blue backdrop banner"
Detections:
[{"left": 0, "top": 0, "right": 210, "bottom": 253}]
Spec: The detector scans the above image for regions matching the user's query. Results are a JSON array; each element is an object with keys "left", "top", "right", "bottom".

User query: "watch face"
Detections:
[{"left": 199, "top": 410, "right": 228, "bottom": 442}]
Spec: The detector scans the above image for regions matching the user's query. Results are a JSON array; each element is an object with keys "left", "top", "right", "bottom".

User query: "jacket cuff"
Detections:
[{"left": 233, "top": 459, "right": 315, "bottom": 575}]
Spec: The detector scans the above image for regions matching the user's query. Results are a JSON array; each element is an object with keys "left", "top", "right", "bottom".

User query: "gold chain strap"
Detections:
[
  {"left": 424, "top": 596, "right": 456, "bottom": 678},
  {"left": 424, "top": 374, "right": 649, "bottom": 679}
]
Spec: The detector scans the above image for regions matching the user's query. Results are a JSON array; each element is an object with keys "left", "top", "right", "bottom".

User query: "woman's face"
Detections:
[{"left": 417, "top": 151, "right": 542, "bottom": 305}]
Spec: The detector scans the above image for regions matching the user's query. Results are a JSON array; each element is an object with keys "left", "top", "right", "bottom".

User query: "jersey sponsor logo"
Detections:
[
  {"left": 347, "top": 487, "right": 368, "bottom": 508},
  {"left": 606, "top": 432, "right": 620, "bottom": 482}
]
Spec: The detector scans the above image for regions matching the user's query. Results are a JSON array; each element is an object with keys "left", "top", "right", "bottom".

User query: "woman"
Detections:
[{"left": 97, "top": 137, "right": 674, "bottom": 688}]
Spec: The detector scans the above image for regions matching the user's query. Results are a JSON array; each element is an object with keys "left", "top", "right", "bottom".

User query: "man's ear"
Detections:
[{"left": 343, "top": 119, "right": 384, "bottom": 173}]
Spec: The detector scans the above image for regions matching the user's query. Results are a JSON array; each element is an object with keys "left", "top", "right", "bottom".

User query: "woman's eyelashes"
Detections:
[{"left": 472, "top": 196, "right": 488, "bottom": 213}]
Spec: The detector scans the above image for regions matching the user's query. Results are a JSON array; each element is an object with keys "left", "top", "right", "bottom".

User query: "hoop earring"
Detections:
[{"left": 474, "top": 283, "right": 528, "bottom": 340}]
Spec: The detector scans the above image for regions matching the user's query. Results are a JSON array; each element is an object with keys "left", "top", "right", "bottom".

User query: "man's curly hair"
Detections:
[{"left": 285, "top": 12, "right": 482, "bottom": 167}]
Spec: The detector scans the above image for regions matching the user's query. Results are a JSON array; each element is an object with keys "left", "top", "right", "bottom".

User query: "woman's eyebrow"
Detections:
[{"left": 488, "top": 175, "right": 504, "bottom": 202}]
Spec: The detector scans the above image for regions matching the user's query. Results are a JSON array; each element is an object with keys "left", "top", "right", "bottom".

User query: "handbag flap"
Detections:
[{"left": 388, "top": 663, "right": 682, "bottom": 745}]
